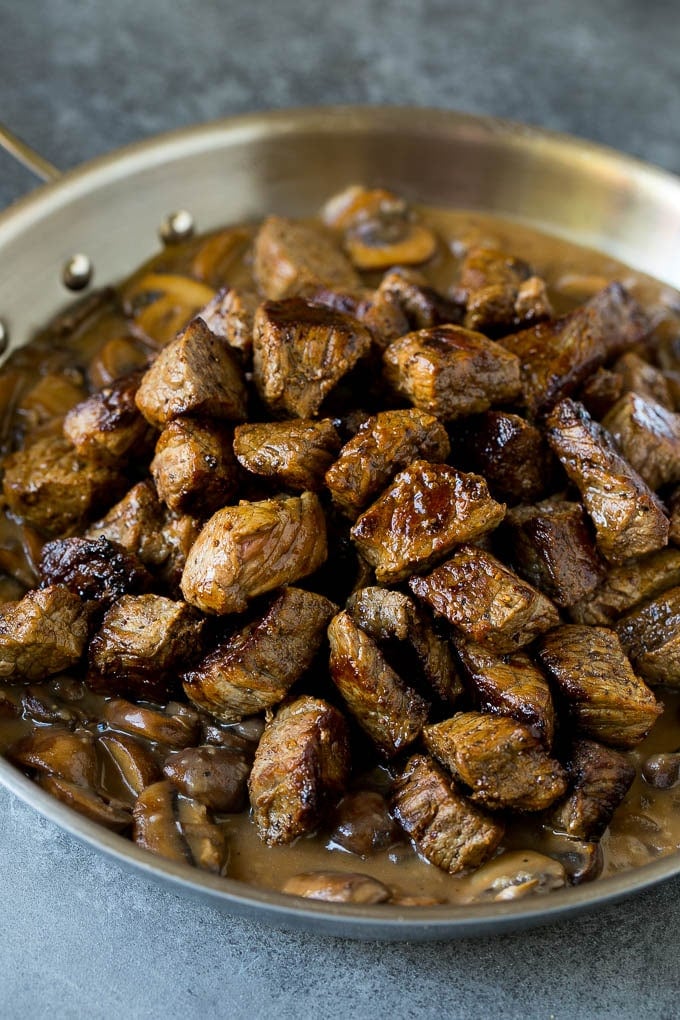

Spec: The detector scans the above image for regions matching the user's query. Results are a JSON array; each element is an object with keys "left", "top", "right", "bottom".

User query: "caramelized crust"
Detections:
[
  {"left": 254, "top": 215, "right": 359, "bottom": 300},
  {"left": 615, "top": 586, "right": 680, "bottom": 687},
  {"left": 234, "top": 418, "right": 341, "bottom": 491},
  {"left": 150, "top": 418, "right": 239, "bottom": 515},
  {"left": 602, "top": 392, "right": 680, "bottom": 490},
  {"left": 548, "top": 739, "right": 635, "bottom": 840},
  {"left": 570, "top": 548, "right": 680, "bottom": 625},
  {"left": 0, "top": 586, "right": 88, "bottom": 682}
]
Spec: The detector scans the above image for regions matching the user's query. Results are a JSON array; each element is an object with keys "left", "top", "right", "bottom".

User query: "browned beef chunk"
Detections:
[
  {"left": 504, "top": 499, "right": 605, "bottom": 607},
  {"left": 0, "top": 586, "right": 88, "bottom": 681},
  {"left": 537, "top": 625, "right": 662, "bottom": 747},
  {"left": 181, "top": 492, "right": 326, "bottom": 614},
  {"left": 549, "top": 739, "right": 635, "bottom": 840},
  {"left": 39, "top": 536, "right": 151, "bottom": 610},
  {"left": 457, "top": 641, "right": 556, "bottom": 748},
  {"left": 615, "top": 586, "right": 680, "bottom": 687},
  {"left": 458, "top": 246, "right": 552, "bottom": 334},
  {"left": 183, "top": 587, "right": 336, "bottom": 721},
  {"left": 253, "top": 215, "right": 360, "bottom": 300},
  {"left": 198, "top": 286, "right": 258, "bottom": 360},
  {"left": 63, "top": 371, "right": 152, "bottom": 464},
  {"left": 383, "top": 324, "right": 521, "bottom": 421},
  {"left": 328, "top": 610, "right": 429, "bottom": 757},
  {"left": 351, "top": 461, "right": 505, "bottom": 584},
  {"left": 233, "top": 418, "right": 341, "bottom": 491},
  {"left": 570, "top": 548, "right": 680, "bottom": 625},
  {"left": 602, "top": 392, "right": 680, "bottom": 490},
  {"left": 135, "top": 317, "right": 248, "bottom": 427},
  {"left": 253, "top": 298, "right": 372, "bottom": 418},
  {"left": 614, "top": 351, "right": 674, "bottom": 409},
  {"left": 150, "top": 418, "right": 239, "bottom": 515},
  {"left": 376, "top": 268, "right": 463, "bottom": 330},
  {"left": 545, "top": 399, "right": 669, "bottom": 563},
  {"left": 248, "top": 695, "right": 350, "bottom": 845},
  {"left": 390, "top": 754, "right": 504, "bottom": 874},
  {"left": 306, "top": 283, "right": 409, "bottom": 349},
  {"left": 163, "top": 745, "right": 251, "bottom": 813},
  {"left": 424, "top": 712, "right": 567, "bottom": 811},
  {"left": 500, "top": 284, "right": 648, "bottom": 417},
  {"left": 88, "top": 594, "right": 205, "bottom": 700},
  {"left": 325, "top": 409, "right": 450, "bottom": 517},
  {"left": 345, "top": 586, "right": 462, "bottom": 706},
  {"left": 452, "top": 411, "right": 553, "bottom": 505},
  {"left": 410, "top": 545, "right": 559, "bottom": 653},
  {"left": 3, "top": 436, "right": 125, "bottom": 537},
  {"left": 578, "top": 367, "right": 624, "bottom": 419}
]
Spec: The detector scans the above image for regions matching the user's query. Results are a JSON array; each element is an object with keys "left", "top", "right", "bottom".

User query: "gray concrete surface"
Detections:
[{"left": 1, "top": 1, "right": 680, "bottom": 1016}]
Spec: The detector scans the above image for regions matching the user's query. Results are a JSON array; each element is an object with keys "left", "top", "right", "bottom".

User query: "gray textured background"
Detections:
[{"left": 2, "top": 1, "right": 680, "bottom": 1016}]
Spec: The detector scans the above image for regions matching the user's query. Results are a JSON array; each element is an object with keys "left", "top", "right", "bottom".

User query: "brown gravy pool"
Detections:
[{"left": 1, "top": 204, "right": 680, "bottom": 905}]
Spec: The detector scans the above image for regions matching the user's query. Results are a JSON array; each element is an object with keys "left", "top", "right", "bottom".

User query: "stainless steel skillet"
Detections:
[{"left": 1, "top": 106, "right": 680, "bottom": 940}]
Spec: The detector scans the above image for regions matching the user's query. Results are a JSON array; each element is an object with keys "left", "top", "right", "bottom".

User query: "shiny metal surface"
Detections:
[{"left": 1, "top": 106, "right": 680, "bottom": 939}]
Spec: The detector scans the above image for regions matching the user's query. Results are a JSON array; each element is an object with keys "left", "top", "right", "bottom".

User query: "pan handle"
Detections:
[{"left": 0, "top": 122, "right": 61, "bottom": 183}]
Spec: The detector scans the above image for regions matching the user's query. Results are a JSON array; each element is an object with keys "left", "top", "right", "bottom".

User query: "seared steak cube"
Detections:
[
  {"left": 452, "top": 411, "right": 553, "bottom": 505},
  {"left": 578, "top": 366, "right": 624, "bottom": 419},
  {"left": 390, "top": 754, "right": 504, "bottom": 874},
  {"left": 459, "top": 246, "right": 551, "bottom": 334},
  {"left": 457, "top": 641, "right": 556, "bottom": 748},
  {"left": 383, "top": 324, "right": 521, "bottom": 421},
  {"left": 545, "top": 399, "right": 669, "bottom": 563},
  {"left": 183, "top": 587, "right": 337, "bottom": 721},
  {"left": 63, "top": 371, "right": 152, "bottom": 464},
  {"left": 253, "top": 215, "right": 359, "bottom": 300},
  {"left": 616, "top": 586, "right": 680, "bottom": 687},
  {"left": 351, "top": 461, "right": 505, "bottom": 584},
  {"left": 198, "top": 286, "right": 258, "bottom": 360},
  {"left": 180, "top": 492, "right": 327, "bottom": 614},
  {"left": 325, "top": 409, "right": 450, "bottom": 517},
  {"left": 328, "top": 610, "right": 429, "bottom": 757},
  {"left": 504, "top": 499, "right": 605, "bottom": 607},
  {"left": 549, "top": 739, "right": 635, "bottom": 840},
  {"left": 3, "top": 435, "right": 125, "bottom": 536},
  {"left": 602, "top": 392, "right": 680, "bottom": 490},
  {"left": 0, "top": 585, "right": 88, "bottom": 682},
  {"left": 306, "top": 283, "right": 409, "bottom": 350},
  {"left": 537, "top": 625, "right": 662, "bottom": 747},
  {"left": 248, "top": 695, "right": 350, "bottom": 845},
  {"left": 376, "top": 268, "right": 463, "bottom": 331},
  {"left": 500, "top": 284, "right": 648, "bottom": 416},
  {"left": 89, "top": 594, "right": 205, "bottom": 700},
  {"left": 150, "top": 418, "right": 239, "bottom": 514},
  {"left": 253, "top": 298, "right": 372, "bottom": 418},
  {"left": 614, "top": 351, "right": 674, "bottom": 410},
  {"left": 40, "top": 536, "right": 151, "bottom": 610},
  {"left": 410, "top": 545, "right": 559, "bottom": 653},
  {"left": 423, "top": 712, "right": 567, "bottom": 812},
  {"left": 570, "top": 548, "right": 680, "bottom": 625},
  {"left": 233, "top": 418, "right": 341, "bottom": 491},
  {"left": 135, "top": 317, "right": 248, "bottom": 427}
]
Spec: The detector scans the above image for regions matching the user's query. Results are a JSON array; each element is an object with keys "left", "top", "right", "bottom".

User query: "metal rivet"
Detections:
[
  {"left": 160, "top": 210, "right": 195, "bottom": 245},
  {"left": 62, "top": 254, "right": 93, "bottom": 291},
  {"left": 0, "top": 319, "right": 8, "bottom": 356}
]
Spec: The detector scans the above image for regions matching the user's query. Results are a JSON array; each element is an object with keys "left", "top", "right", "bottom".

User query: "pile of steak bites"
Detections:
[{"left": 2, "top": 185, "right": 680, "bottom": 905}]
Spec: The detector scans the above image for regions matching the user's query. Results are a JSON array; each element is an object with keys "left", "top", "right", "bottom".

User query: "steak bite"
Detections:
[
  {"left": 345, "top": 586, "right": 462, "bottom": 705},
  {"left": 457, "top": 641, "right": 556, "bottom": 749},
  {"left": 545, "top": 399, "right": 669, "bottom": 563},
  {"left": 390, "top": 754, "right": 504, "bottom": 874},
  {"left": 183, "top": 587, "right": 337, "bottom": 721},
  {"left": 499, "top": 283, "right": 648, "bottom": 416},
  {"left": 325, "top": 409, "right": 450, "bottom": 517},
  {"left": 0, "top": 585, "right": 88, "bottom": 682},
  {"left": 458, "top": 245, "right": 552, "bottom": 334},
  {"left": 602, "top": 392, "right": 680, "bottom": 490},
  {"left": 424, "top": 712, "right": 567, "bottom": 812},
  {"left": 350, "top": 461, "right": 506, "bottom": 584},
  {"left": 570, "top": 548, "right": 680, "bottom": 625},
  {"left": 88, "top": 594, "right": 205, "bottom": 700},
  {"left": 383, "top": 324, "right": 521, "bottom": 421},
  {"left": 63, "top": 371, "right": 152, "bottom": 464},
  {"left": 548, "top": 738, "right": 635, "bottom": 840},
  {"left": 135, "top": 317, "right": 248, "bottom": 427},
  {"left": 614, "top": 351, "right": 674, "bottom": 410},
  {"left": 180, "top": 492, "right": 327, "bottom": 615},
  {"left": 328, "top": 610, "right": 430, "bottom": 757},
  {"left": 537, "top": 625, "right": 662, "bottom": 747},
  {"left": 252, "top": 298, "right": 372, "bottom": 418},
  {"left": 150, "top": 418, "right": 239, "bottom": 515},
  {"left": 253, "top": 215, "right": 360, "bottom": 300},
  {"left": 615, "top": 586, "right": 680, "bottom": 687},
  {"left": 198, "top": 286, "right": 258, "bottom": 360},
  {"left": 410, "top": 545, "right": 559, "bottom": 653},
  {"left": 503, "top": 499, "right": 605, "bottom": 607},
  {"left": 39, "top": 536, "right": 151, "bottom": 610},
  {"left": 233, "top": 418, "right": 341, "bottom": 491},
  {"left": 2, "top": 435, "right": 125, "bottom": 536},
  {"left": 248, "top": 695, "right": 350, "bottom": 846},
  {"left": 578, "top": 366, "right": 624, "bottom": 419},
  {"left": 376, "top": 267, "right": 463, "bottom": 331}
]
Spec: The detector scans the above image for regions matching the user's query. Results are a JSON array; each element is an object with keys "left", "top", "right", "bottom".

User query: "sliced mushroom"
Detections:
[
  {"left": 0, "top": 687, "right": 18, "bottom": 718},
  {"left": 20, "top": 685, "right": 80, "bottom": 726},
  {"left": 163, "top": 745, "right": 250, "bottom": 813},
  {"left": 191, "top": 226, "right": 253, "bottom": 287},
  {"left": 202, "top": 721, "right": 260, "bottom": 756},
  {"left": 39, "top": 775, "right": 132, "bottom": 831},
  {"left": 9, "top": 726, "right": 98, "bottom": 787},
  {"left": 345, "top": 216, "right": 437, "bottom": 271},
  {"left": 641, "top": 752, "right": 680, "bottom": 789},
  {"left": 175, "top": 794, "right": 229, "bottom": 874},
  {"left": 102, "top": 698, "right": 201, "bottom": 749},
  {"left": 98, "top": 731, "right": 162, "bottom": 798},
  {"left": 461, "top": 851, "right": 567, "bottom": 903},
  {"left": 87, "top": 335, "right": 151, "bottom": 390},
  {"left": 532, "top": 829, "right": 604, "bottom": 884},
  {"left": 133, "top": 780, "right": 228, "bottom": 874},
  {"left": 123, "top": 273, "right": 216, "bottom": 348},
  {"left": 281, "top": 870, "right": 391, "bottom": 904},
  {"left": 328, "top": 790, "right": 400, "bottom": 856}
]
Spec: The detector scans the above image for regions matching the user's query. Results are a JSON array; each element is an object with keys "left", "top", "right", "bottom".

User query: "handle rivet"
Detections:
[
  {"left": 63, "top": 254, "right": 93, "bottom": 291},
  {"left": 160, "top": 210, "right": 195, "bottom": 245}
]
